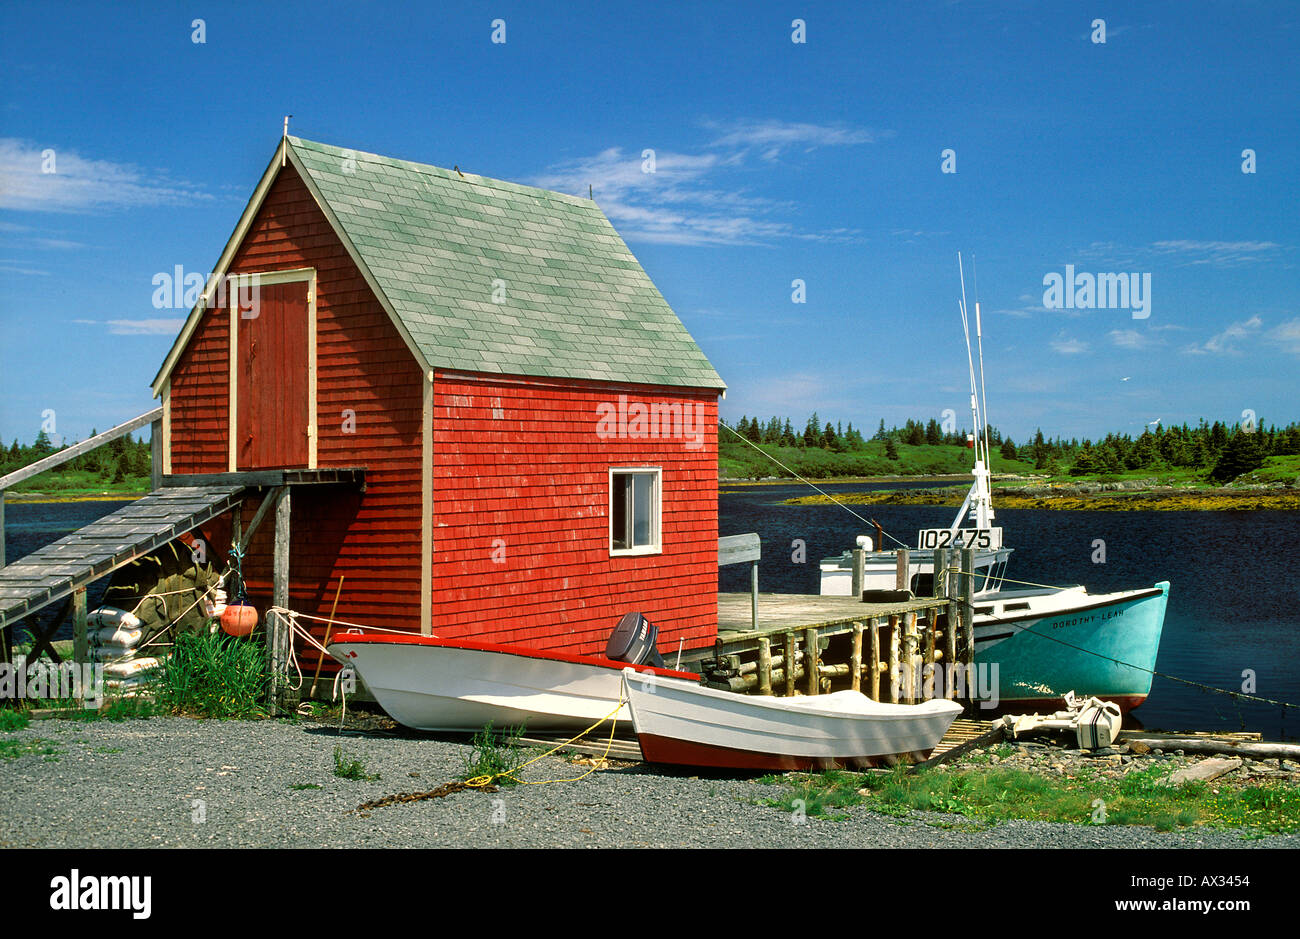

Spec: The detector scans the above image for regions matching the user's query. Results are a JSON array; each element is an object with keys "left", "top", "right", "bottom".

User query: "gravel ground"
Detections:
[{"left": 2, "top": 715, "right": 1297, "bottom": 849}]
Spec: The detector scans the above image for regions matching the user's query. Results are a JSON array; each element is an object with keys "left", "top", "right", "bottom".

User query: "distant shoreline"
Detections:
[
  {"left": 778, "top": 484, "right": 1300, "bottom": 511},
  {"left": 2, "top": 491, "right": 147, "bottom": 505}
]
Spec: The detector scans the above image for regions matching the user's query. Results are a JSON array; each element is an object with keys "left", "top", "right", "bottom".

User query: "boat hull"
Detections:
[
  {"left": 624, "top": 671, "right": 962, "bottom": 771},
  {"left": 327, "top": 633, "right": 695, "bottom": 732},
  {"left": 972, "top": 582, "right": 1169, "bottom": 714}
]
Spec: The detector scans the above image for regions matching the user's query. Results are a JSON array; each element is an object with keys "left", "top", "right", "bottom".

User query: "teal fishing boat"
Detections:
[{"left": 821, "top": 254, "right": 1170, "bottom": 713}]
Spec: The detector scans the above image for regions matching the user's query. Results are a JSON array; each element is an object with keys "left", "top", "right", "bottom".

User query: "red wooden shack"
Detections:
[{"left": 150, "top": 136, "right": 726, "bottom": 667}]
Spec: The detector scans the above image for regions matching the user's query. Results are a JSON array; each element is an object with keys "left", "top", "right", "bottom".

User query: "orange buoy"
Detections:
[{"left": 220, "top": 602, "right": 259, "bottom": 637}]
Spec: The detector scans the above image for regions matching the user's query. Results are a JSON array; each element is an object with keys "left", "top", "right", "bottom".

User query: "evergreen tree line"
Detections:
[
  {"left": 1, "top": 430, "right": 152, "bottom": 485},
  {"left": 723, "top": 413, "right": 1300, "bottom": 483}
]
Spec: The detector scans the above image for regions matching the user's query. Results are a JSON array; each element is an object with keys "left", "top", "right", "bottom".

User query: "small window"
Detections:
[{"left": 610, "top": 468, "right": 661, "bottom": 555}]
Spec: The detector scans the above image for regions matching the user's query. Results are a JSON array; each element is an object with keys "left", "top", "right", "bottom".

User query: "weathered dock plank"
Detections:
[{"left": 0, "top": 485, "right": 244, "bottom": 631}]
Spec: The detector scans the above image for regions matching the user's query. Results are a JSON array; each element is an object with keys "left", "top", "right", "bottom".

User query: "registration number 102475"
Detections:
[{"left": 916, "top": 528, "right": 1003, "bottom": 550}]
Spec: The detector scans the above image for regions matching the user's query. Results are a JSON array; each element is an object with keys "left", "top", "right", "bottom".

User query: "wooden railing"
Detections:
[{"left": 0, "top": 406, "right": 163, "bottom": 568}]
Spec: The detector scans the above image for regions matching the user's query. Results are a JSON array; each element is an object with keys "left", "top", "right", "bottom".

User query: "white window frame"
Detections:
[{"left": 608, "top": 466, "right": 662, "bottom": 557}]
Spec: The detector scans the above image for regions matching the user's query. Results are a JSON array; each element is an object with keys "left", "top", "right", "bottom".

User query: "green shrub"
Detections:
[
  {"left": 461, "top": 722, "right": 528, "bottom": 786},
  {"left": 157, "top": 630, "right": 269, "bottom": 718}
]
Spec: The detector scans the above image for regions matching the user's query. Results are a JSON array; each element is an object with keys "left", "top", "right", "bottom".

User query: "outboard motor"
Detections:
[{"left": 605, "top": 612, "right": 665, "bottom": 668}]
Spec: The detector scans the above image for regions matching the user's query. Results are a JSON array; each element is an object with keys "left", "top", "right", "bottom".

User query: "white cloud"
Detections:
[
  {"left": 1181, "top": 315, "right": 1263, "bottom": 355},
  {"left": 1108, "top": 328, "right": 1162, "bottom": 350},
  {"left": 0, "top": 138, "right": 214, "bottom": 212},
  {"left": 529, "top": 119, "right": 885, "bottom": 246},
  {"left": 104, "top": 318, "right": 185, "bottom": 335},
  {"left": 1150, "top": 240, "right": 1282, "bottom": 267},
  {"left": 1050, "top": 333, "right": 1089, "bottom": 355},
  {"left": 1268, "top": 318, "right": 1300, "bottom": 355},
  {"left": 702, "top": 118, "right": 891, "bottom": 158}
]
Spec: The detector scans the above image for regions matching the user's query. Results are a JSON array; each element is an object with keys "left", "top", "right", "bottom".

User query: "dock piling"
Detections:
[{"left": 850, "top": 621, "right": 863, "bottom": 692}]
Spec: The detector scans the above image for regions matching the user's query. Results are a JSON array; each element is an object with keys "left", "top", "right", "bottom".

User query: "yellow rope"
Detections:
[{"left": 461, "top": 693, "right": 628, "bottom": 789}]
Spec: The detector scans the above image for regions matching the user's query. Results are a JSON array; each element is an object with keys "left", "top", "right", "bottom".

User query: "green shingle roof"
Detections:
[{"left": 287, "top": 137, "right": 725, "bottom": 390}]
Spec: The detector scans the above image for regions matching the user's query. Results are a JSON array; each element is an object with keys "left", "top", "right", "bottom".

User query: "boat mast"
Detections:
[{"left": 952, "top": 253, "right": 994, "bottom": 534}]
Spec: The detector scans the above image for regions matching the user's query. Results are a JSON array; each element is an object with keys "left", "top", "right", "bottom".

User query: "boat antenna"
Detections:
[
  {"left": 972, "top": 257, "right": 993, "bottom": 479},
  {"left": 954, "top": 253, "right": 992, "bottom": 533}
]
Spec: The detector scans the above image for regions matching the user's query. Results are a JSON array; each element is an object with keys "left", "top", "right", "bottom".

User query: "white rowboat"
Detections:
[{"left": 622, "top": 668, "right": 962, "bottom": 770}]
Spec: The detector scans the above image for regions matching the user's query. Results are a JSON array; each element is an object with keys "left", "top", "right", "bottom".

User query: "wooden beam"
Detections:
[
  {"left": 959, "top": 547, "right": 975, "bottom": 669},
  {"left": 887, "top": 615, "right": 900, "bottom": 703},
  {"left": 895, "top": 548, "right": 909, "bottom": 592},
  {"left": 850, "top": 621, "right": 863, "bottom": 693},
  {"left": 804, "top": 627, "right": 820, "bottom": 695},
  {"left": 421, "top": 371, "right": 433, "bottom": 636},
  {"left": 932, "top": 547, "right": 949, "bottom": 599},
  {"left": 165, "top": 468, "right": 366, "bottom": 489},
  {"left": 72, "top": 588, "right": 87, "bottom": 665},
  {"left": 0, "top": 407, "right": 163, "bottom": 490},
  {"left": 783, "top": 632, "right": 796, "bottom": 697},
  {"left": 238, "top": 486, "right": 284, "bottom": 552},
  {"left": 868, "top": 618, "right": 881, "bottom": 701},
  {"left": 150, "top": 419, "right": 162, "bottom": 492},
  {"left": 1118, "top": 734, "right": 1300, "bottom": 761},
  {"left": 756, "top": 637, "right": 772, "bottom": 695},
  {"left": 269, "top": 487, "right": 291, "bottom": 708}
]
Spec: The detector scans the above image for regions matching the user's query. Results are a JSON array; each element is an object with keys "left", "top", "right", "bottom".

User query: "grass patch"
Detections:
[
  {"left": 157, "top": 630, "right": 269, "bottom": 719},
  {"left": 759, "top": 770, "right": 865, "bottom": 821},
  {"left": 289, "top": 782, "right": 323, "bottom": 790},
  {"left": 333, "top": 745, "right": 379, "bottom": 781},
  {"left": 762, "top": 762, "right": 1300, "bottom": 835},
  {"left": 0, "top": 737, "right": 61, "bottom": 761},
  {"left": 0, "top": 709, "right": 30, "bottom": 732},
  {"left": 461, "top": 722, "right": 529, "bottom": 786},
  {"left": 98, "top": 695, "right": 157, "bottom": 721}
]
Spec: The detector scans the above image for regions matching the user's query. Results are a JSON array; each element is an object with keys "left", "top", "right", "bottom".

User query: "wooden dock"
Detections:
[{"left": 0, "top": 486, "right": 244, "bottom": 631}]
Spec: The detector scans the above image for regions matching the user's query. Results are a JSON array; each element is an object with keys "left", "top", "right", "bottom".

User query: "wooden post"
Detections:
[
  {"left": 750, "top": 560, "right": 758, "bottom": 631},
  {"left": 0, "top": 488, "right": 5, "bottom": 569},
  {"left": 924, "top": 611, "right": 937, "bottom": 700},
  {"left": 270, "top": 488, "right": 291, "bottom": 707},
  {"left": 895, "top": 548, "right": 910, "bottom": 592},
  {"left": 959, "top": 546, "right": 975, "bottom": 699},
  {"left": 757, "top": 637, "right": 772, "bottom": 695},
  {"left": 868, "top": 618, "right": 881, "bottom": 701},
  {"left": 887, "top": 614, "right": 900, "bottom": 703},
  {"left": 851, "top": 547, "right": 865, "bottom": 599},
  {"left": 904, "top": 612, "right": 919, "bottom": 703},
  {"left": 850, "top": 621, "right": 863, "bottom": 692},
  {"left": 783, "top": 632, "right": 796, "bottom": 697},
  {"left": 932, "top": 547, "right": 948, "bottom": 599},
  {"left": 72, "top": 588, "right": 88, "bottom": 665},
  {"left": 804, "top": 627, "right": 819, "bottom": 695},
  {"left": 150, "top": 418, "right": 162, "bottom": 491}
]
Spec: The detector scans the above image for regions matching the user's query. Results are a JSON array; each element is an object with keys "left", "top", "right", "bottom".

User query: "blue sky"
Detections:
[{"left": 2, "top": 1, "right": 1297, "bottom": 449}]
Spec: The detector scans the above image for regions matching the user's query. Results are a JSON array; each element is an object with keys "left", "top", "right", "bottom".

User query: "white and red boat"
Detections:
[
  {"left": 622, "top": 668, "right": 962, "bottom": 771},
  {"left": 327, "top": 614, "right": 696, "bottom": 732}
]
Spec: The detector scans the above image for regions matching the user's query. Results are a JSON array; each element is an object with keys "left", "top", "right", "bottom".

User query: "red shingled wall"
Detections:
[{"left": 430, "top": 372, "right": 719, "bottom": 655}]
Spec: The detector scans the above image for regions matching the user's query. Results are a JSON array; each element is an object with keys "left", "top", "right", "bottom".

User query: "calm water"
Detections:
[{"left": 6, "top": 491, "right": 1299, "bottom": 738}]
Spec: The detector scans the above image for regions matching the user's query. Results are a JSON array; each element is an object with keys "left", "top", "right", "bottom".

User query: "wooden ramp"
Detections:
[{"left": 0, "top": 486, "right": 244, "bottom": 630}]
